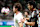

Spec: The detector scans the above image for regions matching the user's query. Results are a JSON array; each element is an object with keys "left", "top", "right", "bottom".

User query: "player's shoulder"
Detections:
[
  {"left": 14, "top": 13, "right": 16, "bottom": 15},
  {"left": 18, "top": 12, "right": 22, "bottom": 15}
]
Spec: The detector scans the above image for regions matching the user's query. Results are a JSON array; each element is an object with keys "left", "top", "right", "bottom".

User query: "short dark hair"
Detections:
[
  {"left": 24, "top": 10, "right": 29, "bottom": 15},
  {"left": 27, "top": 1, "right": 36, "bottom": 8},
  {"left": 15, "top": 5, "right": 20, "bottom": 11}
]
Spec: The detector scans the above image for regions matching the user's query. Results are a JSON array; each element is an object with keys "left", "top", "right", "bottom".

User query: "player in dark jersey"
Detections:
[{"left": 21, "top": 1, "right": 38, "bottom": 27}]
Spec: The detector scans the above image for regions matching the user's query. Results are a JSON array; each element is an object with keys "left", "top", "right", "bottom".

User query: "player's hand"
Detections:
[{"left": 21, "top": 19, "right": 26, "bottom": 23}]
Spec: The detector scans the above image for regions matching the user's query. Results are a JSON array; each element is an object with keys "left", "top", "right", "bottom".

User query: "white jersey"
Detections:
[
  {"left": 31, "top": 10, "right": 39, "bottom": 17},
  {"left": 14, "top": 12, "right": 23, "bottom": 27},
  {"left": 38, "top": 15, "right": 40, "bottom": 27},
  {"left": 38, "top": 15, "right": 40, "bottom": 24}
]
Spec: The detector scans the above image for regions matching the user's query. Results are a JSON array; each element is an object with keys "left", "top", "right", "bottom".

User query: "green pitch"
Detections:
[{"left": 0, "top": 26, "right": 11, "bottom": 27}]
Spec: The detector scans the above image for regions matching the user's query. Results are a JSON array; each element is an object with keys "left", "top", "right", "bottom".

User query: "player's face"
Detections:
[
  {"left": 24, "top": 12, "right": 28, "bottom": 16},
  {"left": 27, "top": 4, "right": 33, "bottom": 10},
  {"left": 13, "top": 7, "right": 16, "bottom": 13},
  {"left": 27, "top": 4, "right": 31, "bottom": 10},
  {"left": 15, "top": 8, "right": 18, "bottom": 12}
]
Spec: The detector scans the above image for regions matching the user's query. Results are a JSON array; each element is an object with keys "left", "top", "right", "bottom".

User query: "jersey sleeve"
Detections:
[
  {"left": 30, "top": 17, "right": 36, "bottom": 22},
  {"left": 18, "top": 13, "right": 23, "bottom": 23},
  {"left": 14, "top": 17, "right": 15, "bottom": 26},
  {"left": 13, "top": 14, "right": 16, "bottom": 26}
]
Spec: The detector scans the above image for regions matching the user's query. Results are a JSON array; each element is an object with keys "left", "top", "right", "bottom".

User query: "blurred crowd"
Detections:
[
  {"left": 0, "top": 0, "right": 40, "bottom": 10},
  {"left": 0, "top": 0, "right": 40, "bottom": 19}
]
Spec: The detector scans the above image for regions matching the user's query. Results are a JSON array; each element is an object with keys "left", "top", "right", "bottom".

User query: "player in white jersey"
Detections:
[{"left": 13, "top": 5, "right": 23, "bottom": 27}]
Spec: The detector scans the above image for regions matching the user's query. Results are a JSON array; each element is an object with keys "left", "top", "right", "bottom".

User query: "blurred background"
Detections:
[
  {"left": 0, "top": 0, "right": 40, "bottom": 11},
  {"left": 0, "top": 0, "right": 40, "bottom": 20}
]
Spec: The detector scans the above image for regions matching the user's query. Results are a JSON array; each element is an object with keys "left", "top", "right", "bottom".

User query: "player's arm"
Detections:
[
  {"left": 24, "top": 18, "right": 30, "bottom": 20},
  {"left": 25, "top": 22, "right": 35, "bottom": 26},
  {"left": 21, "top": 18, "right": 35, "bottom": 26},
  {"left": 26, "top": 18, "right": 29, "bottom": 20},
  {"left": 18, "top": 13, "right": 24, "bottom": 27},
  {"left": 19, "top": 22, "right": 23, "bottom": 27},
  {"left": 21, "top": 18, "right": 30, "bottom": 23},
  {"left": 21, "top": 19, "right": 35, "bottom": 26}
]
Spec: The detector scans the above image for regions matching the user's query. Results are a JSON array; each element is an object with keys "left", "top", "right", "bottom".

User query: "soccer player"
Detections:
[
  {"left": 13, "top": 5, "right": 23, "bottom": 27},
  {"left": 21, "top": 1, "right": 39, "bottom": 27}
]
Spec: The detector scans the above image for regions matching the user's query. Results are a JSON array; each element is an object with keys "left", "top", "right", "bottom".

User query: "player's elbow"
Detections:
[{"left": 30, "top": 22, "right": 35, "bottom": 26}]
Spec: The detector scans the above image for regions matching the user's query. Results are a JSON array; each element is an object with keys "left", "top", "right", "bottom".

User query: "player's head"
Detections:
[
  {"left": 24, "top": 10, "right": 29, "bottom": 16},
  {"left": 27, "top": 1, "right": 36, "bottom": 10},
  {"left": 13, "top": 5, "right": 20, "bottom": 13},
  {"left": 24, "top": 11, "right": 29, "bottom": 16}
]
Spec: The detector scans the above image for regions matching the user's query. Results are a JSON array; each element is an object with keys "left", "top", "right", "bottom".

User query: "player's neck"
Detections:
[
  {"left": 30, "top": 8, "right": 36, "bottom": 12},
  {"left": 16, "top": 11, "right": 20, "bottom": 15}
]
